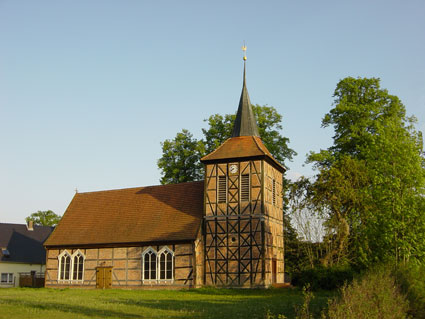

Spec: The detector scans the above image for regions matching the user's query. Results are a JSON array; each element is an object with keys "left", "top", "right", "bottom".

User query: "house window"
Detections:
[
  {"left": 58, "top": 250, "right": 85, "bottom": 282},
  {"left": 72, "top": 251, "right": 85, "bottom": 281},
  {"left": 1, "top": 248, "right": 10, "bottom": 257},
  {"left": 218, "top": 175, "right": 227, "bottom": 203},
  {"left": 158, "top": 247, "right": 174, "bottom": 280},
  {"left": 272, "top": 179, "right": 276, "bottom": 206},
  {"left": 142, "top": 248, "right": 157, "bottom": 281},
  {"left": 241, "top": 174, "right": 250, "bottom": 202},
  {"left": 1, "top": 273, "right": 13, "bottom": 284},
  {"left": 58, "top": 251, "right": 71, "bottom": 280},
  {"left": 142, "top": 246, "right": 174, "bottom": 283}
]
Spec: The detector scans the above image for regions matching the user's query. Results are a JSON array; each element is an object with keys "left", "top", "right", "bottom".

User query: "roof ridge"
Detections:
[
  {"left": 78, "top": 180, "right": 205, "bottom": 195},
  {"left": 251, "top": 136, "right": 266, "bottom": 155}
]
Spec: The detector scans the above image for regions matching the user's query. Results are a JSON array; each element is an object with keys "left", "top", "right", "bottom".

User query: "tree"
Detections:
[
  {"left": 26, "top": 210, "right": 61, "bottom": 227},
  {"left": 157, "top": 129, "right": 204, "bottom": 184},
  {"left": 304, "top": 77, "right": 425, "bottom": 267},
  {"left": 158, "top": 104, "right": 296, "bottom": 184}
]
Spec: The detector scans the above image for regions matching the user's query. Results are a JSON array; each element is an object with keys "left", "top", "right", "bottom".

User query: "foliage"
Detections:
[
  {"left": 158, "top": 104, "right": 296, "bottom": 184},
  {"left": 294, "top": 284, "right": 314, "bottom": 319},
  {"left": 323, "top": 265, "right": 409, "bottom": 319},
  {"left": 297, "top": 77, "right": 425, "bottom": 268},
  {"left": 157, "top": 129, "right": 204, "bottom": 184},
  {"left": 291, "top": 265, "right": 355, "bottom": 291},
  {"left": 25, "top": 210, "right": 61, "bottom": 227},
  {"left": 395, "top": 262, "right": 425, "bottom": 318},
  {"left": 0, "top": 287, "right": 334, "bottom": 319},
  {"left": 282, "top": 211, "right": 307, "bottom": 273}
]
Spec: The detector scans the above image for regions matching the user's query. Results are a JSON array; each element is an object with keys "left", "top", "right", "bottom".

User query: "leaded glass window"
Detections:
[
  {"left": 158, "top": 248, "right": 173, "bottom": 280},
  {"left": 142, "top": 248, "right": 157, "bottom": 281},
  {"left": 59, "top": 252, "right": 71, "bottom": 280},
  {"left": 72, "top": 252, "right": 84, "bottom": 281}
]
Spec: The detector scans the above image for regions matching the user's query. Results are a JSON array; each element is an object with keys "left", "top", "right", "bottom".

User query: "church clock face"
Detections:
[{"left": 229, "top": 164, "right": 238, "bottom": 174}]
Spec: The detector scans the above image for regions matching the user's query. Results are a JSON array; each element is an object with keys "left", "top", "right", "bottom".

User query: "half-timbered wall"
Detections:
[
  {"left": 204, "top": 160, "right": 265, "bottom": 287},
  {"left": 203, "top": 159, "right": 284, "bottom": 287},
  {"left": 45, "top": 243, "right": 196, "bottom": 289},
  {"left": 263, "top": 162, "right": 284, "bottom": 284}
]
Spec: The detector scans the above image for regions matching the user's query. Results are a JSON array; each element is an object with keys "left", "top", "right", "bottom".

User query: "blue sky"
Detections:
[{"left": 1, "top": 0, "right": 424, "bottom": 223}]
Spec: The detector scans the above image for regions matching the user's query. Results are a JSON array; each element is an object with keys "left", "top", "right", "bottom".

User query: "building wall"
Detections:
[
  {"left": 0, "top": 262, "right": 44, "bottom": 288},
  {"left": 204, "top": 160, "right": 265, "bottom": 287},
  {"left": 263, "top": 161, "right": 284, "bottom": 285},
  {"left": 45, "top": 243, "right": 196, "bottom": 289}
]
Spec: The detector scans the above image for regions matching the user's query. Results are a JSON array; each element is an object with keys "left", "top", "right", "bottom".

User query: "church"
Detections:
[{"left": 44, "top": 53, "right": 285, "bottom": 289}]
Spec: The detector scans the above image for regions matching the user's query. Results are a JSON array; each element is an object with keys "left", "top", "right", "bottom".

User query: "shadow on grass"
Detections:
[
  {"left": 0, "top": 298, "right": 143, "bottom": 318},
  {"left": 0, "top": 288, "right": 334, "bottom": 319},
  {"left": 107, "top": 290, "right": 306, "bottom": 319}
]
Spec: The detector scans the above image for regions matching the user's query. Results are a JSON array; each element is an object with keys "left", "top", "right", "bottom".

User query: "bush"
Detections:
[
  {"left": 291, "top": 265, "right": 355, "bottom": 290},
  {"left": 395, "top": 262, "right": 425, "bottom": 318},
  {"left": 323, "top": 265, "right": 409, "bottom": 319}
]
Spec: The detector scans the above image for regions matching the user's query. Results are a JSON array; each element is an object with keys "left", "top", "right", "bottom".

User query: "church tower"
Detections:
[{"left": 200, "top": 49, "right": 285, "bottom": 287}]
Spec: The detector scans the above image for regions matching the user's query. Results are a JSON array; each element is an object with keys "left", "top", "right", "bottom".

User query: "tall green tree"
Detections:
[
  {"left": 157, "top": 129, "right": 204, "bottom": 184},
  {"left": 26, "top": 210, "right": 61, "bottom": 227},
  {"left": 158, "top": 104, "right": 296, "bottom": 184},
  {"left": 305, "top": 77, "right": 425, "bottom": 267}
]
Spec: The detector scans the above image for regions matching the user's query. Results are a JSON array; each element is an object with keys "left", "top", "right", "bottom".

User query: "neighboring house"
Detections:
[
  {"left": 44, "top": 60, "right": 285, "bottom": 289},
  {"left": 0, "top": 221, "right": 53, "bottom": 287}
]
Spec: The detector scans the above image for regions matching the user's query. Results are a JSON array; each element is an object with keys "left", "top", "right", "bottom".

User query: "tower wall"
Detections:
[
  {"left": 263, "top": 162, "right": 284, "bottom": 285},
  {"left": 203, "top": 159, "right": 284, "bottom": 287},
  {"left": 204, "top": 160, "right": 263, "bottom": 286}
]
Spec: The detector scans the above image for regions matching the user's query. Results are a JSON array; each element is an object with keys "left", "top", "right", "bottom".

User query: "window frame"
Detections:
[
  {"left": 0, "top": 273, "right": 13, "bottom": 285},
  {"left": 142, "top": 246, "right": 174, "bottom": 284},
  {"left": 58, "top": 250, "right": 72, "bottom": 282},
  {"left": 157, "top": 246, "right": 174, "bottom": 283},
  {"left": 142, "top": 247, "right": 158, "bottom": 283},
  {"left": 57, "top": 249, "right": 85, "bottom": 283},
  {"left": 71, "top": 250, "right": 85, "bottom": 282}
]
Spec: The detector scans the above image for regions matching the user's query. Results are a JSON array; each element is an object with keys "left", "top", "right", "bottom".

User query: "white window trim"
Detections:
[
  {"left": 71, "top": 249, "right": 85, "bottom": 283},
  {"left": 157, "top": 246, "right": 174, "bottom": 283},
  {"left": 57, "top": 249, "right": 85, "bottom": 283},
  {"left": 0, "top": 273, "right": 13, "bottom": 285},
  {"left": 57, "top": 250, "right": 72, "bottom": 282},
  {"left": 142, "top": 246, "right": 174, "bottom": 284},
  {"left": 142, "top": 247, "right": 157, "bottom": 283}
]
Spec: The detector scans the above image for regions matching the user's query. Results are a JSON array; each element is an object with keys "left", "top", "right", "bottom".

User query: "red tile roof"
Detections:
[
  {"left": 44, "top": 181, "right": 204, "bottom": 247},
  {"left": 201, "top": 136, "right": 285, "bottom": 171}
]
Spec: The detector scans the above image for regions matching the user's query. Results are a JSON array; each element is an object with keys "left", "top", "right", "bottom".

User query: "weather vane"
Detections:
[{"left": 242, "top": 42, "right": 247, "bottom": 61}]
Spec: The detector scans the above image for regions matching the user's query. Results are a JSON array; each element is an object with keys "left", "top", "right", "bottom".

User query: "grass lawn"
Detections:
[{"left": 0, "top": 287, "right": 334, "bottom": 319}]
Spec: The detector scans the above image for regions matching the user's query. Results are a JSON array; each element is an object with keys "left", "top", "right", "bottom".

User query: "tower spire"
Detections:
[{"left": 231, "top": 44, "right": 260, "bottom": 138}]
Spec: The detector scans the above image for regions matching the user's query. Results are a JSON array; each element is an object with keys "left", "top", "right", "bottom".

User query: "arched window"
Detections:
[
  {"left": 158, "top": 247, "right": 174, "bottom": 281},
  {"left": 58, "top": 251, "right": 71, "bottom": 281},
  {"left": 142, "top": 247, "right": 157, "bottom": 281},
  {"left": 72, "top": 250, "right": 85, "bottom": 281}
]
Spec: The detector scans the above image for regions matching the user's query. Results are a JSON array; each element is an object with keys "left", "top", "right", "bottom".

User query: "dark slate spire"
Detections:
[{"left": 231, "top": 57, "right": 260, "bottom": 138}]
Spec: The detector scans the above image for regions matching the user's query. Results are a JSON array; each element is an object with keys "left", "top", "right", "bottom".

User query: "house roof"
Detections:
[
  {"left": 0, "top": 223, "right": 53, "bottom": 264},
  {"left": 44, "top": 181, "right": 204, "bottom": 247},
  {"left": 200, "top": 136, "right": 285, "bottom": 172},
  {"left": 231, "top": 61, "right": 260, "bottom": 138}
]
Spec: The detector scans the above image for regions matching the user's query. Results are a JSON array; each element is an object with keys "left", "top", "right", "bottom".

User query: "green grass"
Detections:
[{"left": 0, "top": 287, "right": 334, "bottom": 319}]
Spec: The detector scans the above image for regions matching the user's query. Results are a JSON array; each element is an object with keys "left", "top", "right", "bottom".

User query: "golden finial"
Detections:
[{"left": 242, "top": 42, "right": 247, "bottom": 61}]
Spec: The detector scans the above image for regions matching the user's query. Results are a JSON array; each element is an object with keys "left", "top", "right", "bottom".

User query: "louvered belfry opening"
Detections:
[
  {"left": 218, "top": 175, "right": 227, "bottom": 203},
  {"left": 241, "top": 174, "right": 250, "bottom": 202}
]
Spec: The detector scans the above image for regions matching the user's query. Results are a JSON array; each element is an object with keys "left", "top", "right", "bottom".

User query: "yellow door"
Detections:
[{"left": 96, "top": 267, "right": 112, "bottom": 289}]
